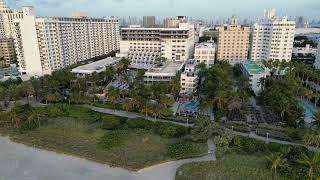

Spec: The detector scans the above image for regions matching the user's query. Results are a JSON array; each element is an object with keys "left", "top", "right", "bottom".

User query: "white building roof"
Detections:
[
  {"left": 195, "top": 41, "right": 216, "bottom": 49},
  {"left": 145, "top": 61, "right": 185, "bottom": 76},
  {"left": 295, "top": 28, "right": 320, "bottom": 35},
  {"left": 71, "top": 57, "right": 120, "bottom": 75}
]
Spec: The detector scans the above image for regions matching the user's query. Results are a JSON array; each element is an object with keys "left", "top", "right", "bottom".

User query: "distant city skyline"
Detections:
[{"left": 8, "top": 0, "right": 320, "bottom": 21}]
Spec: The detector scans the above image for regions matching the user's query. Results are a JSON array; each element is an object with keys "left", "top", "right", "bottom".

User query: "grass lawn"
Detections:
[
  {"left": 4, "top": 106, "right": 207, "bottom": 171},
  {"left": 175, "top": 153, "right": 287, "bottom": 180}
]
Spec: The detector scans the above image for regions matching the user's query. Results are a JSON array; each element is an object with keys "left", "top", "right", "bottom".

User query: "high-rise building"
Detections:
[
  {"left": 0, "top": 0, "right": 24, "bottom": 66},
  {"left": 250, "top": 10, "right": 296, "bottom": 62},
  {"left": 143, "top": 16, "right": 155, "bottom": 28},
  {"left": 194, "top": 41, "right": 216, "bottom": 68},
  {"left": 217, "top": 16, "right": 250, "bottom": 65},
  {"left": 120, "top": 22, "right": 195, "bottom": 68},
  {"left": 314, "top": 43, "right": 320, "bottom": 69},
  {"left": 12, "top": 7, "right": 120, "bottom": 76}
]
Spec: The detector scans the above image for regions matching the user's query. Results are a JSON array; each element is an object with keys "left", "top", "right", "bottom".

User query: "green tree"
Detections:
[
  {"left": 266, "top": 152, "right": 287, "bottom": 178},
  {"left": 312, "top": 112, "right": 320, "bottom": 128},
  {"left": 298, "top": 152, "right": 320, "bottom": 180},
  {"left": 191, "top": 118, "right": 215, "bottom": 142},
  {"left": 28, "top": 107, "right": 47, "bottom": 127}
]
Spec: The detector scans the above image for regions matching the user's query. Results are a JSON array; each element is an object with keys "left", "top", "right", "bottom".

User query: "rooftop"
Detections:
[
  {"left": 195, "top": 41, "right": 216, "bottom": 49},
  {"left": 71, "top": 57, "right": 121, "bottom": 74},
  {"left": 242, "top": 60, "right": 265, "bottom": 75},
  {"left": 145, "top": 61, "right": 185, "bottom": 76}
]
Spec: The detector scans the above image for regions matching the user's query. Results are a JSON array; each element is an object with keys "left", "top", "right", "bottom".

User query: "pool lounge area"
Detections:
[{"left": 184, "top": 101, "right": 200, "bottom": 114}]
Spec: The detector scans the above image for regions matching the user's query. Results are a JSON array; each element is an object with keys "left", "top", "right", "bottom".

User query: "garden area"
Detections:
[
  {"left": 176, "top": 130, "right": 320, "bottom": 180},
  {"left": 0, "top": 104, "right": 207, "bottom": 171}
]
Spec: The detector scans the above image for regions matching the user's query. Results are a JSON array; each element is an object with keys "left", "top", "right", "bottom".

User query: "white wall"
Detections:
[{"left": 18, "top": 15, "right": 43, "bottom": 76}]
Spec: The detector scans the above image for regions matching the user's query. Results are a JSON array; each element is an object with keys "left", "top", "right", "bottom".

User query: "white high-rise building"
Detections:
[
  {"left": 314, "top": 43, "right": 320, "bottom": 69},
  {"left": 250, "top": 10, "right": 296, "bottom": 62},
  {"left": 0, "top": 0, "right": 24, "bottom": 39},
  {"left": 12, "top": 8, "right": 120, "bottom": 76},
  {"left": 120, "top": 22, "right": 195, "bottom": 69},
  {"left": 194, "top": 40, "right": 216, "bottom": 68}
]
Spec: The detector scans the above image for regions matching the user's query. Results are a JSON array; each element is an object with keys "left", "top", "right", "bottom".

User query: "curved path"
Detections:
[{"left": 0, "top": 137, "right": 215, "bottom": 180}]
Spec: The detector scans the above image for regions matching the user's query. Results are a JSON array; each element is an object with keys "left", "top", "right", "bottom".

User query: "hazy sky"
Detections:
[{"left": 8, "top": 0, "right": 320, "bottom": 20}]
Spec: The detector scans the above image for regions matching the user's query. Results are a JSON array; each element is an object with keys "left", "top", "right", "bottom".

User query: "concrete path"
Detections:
[
  {"left": 79, "top": 104, "right": 193, "bottom": 127},
  {"left": 233, "top": 131, "right": 320, "bottom": 152},
  {"left": 0, "top": 137, "right": 215, "bottom": 180},
  {"left": 82, "top": 104, "right": 319, "bottom": 151}
]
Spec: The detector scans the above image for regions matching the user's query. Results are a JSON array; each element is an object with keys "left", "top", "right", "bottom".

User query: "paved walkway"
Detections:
[
  {"left": 81, "top": 104, "right": 319, "bottom": 151},
  {"left": 79, "top": 104, "right": 193, "bottom": 127},
  {"left": 0, "top": 137, "right": 215, "bottom": 180},
  {"left": 233, "top": 131, "right": 320, "bottom": 152}
]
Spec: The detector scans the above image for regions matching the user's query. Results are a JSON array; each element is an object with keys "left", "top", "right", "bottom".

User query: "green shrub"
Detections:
[
  {"left": 126, "top": 119, "right": 154, "bottom": 130},
  {"left": 46, "top": 104, "right": 69, "bottom": 117},
  {"left": 286, "top": 128, "right": 302, "bottom": 140},
  {"left": 237, "top": 136, "right": 268, "bottom": 154},
  {"left": 100, "top": 115, "right": 120, "bottom": 130},
  {"left": 168, "top": 141, "right": 204, "bottom": 159},
  {"left": 99, "top": 130, "right": 129, "bottom": 150},
  {"left": 156, "top": 123, "right": 189, "bottom": 138}
]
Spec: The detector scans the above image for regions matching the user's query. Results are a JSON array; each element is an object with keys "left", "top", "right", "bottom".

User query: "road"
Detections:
[{"left": 0, "top": 137, "right": 215, "bottom": 180}]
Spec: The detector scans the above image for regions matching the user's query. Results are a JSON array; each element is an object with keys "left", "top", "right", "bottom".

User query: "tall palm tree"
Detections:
[
  {"left": 266, "top": 152, "right": 287, "bottom": 178},
  {"left": 28, "top": 107, "right": 47, "bottom": 127},
  {"left": 107, "top": 87, "right": 120, "bottom": 109},
  {"left": 298, "top": 152, "right": 320, "bottom": 180}
]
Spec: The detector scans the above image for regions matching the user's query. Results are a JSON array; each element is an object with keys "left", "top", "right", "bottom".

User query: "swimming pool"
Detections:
[
  {"left": 299, "top": 100, "right": 317, "bottom": 123},
  {"left": 184, "top": 101, "right": 200, "bottom": 113}
]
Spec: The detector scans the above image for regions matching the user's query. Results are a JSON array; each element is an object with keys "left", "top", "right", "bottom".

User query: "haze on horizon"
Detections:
[{"left": 8, "top": 0, "right": 320, "bottom": 20}]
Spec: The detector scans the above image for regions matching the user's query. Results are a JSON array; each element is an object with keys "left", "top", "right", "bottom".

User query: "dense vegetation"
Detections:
[
  {"left": 200, "top": 61, "right": 249, "bottom": 119},
  {"left": 260, "top": 60, "right": 320, "bottom": 128},
  {"left": 177, "top": 130, "right": 320, "bottom": 180},
  {"left": 0, "top": 103, "right": 207, "bottom": 170}
]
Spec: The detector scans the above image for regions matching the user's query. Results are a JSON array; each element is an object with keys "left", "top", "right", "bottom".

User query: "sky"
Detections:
[{"left": 8, "top": 0, "right": 320, "bottom": 21}]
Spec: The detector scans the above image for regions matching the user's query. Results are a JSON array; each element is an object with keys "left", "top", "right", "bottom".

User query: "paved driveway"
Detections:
[{"left": 0, "top": 137, "right": 215, "bottom": 180}]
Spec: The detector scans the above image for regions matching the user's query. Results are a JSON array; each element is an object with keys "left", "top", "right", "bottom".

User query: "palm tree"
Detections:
[
  {"left": 20, "top": 82, "right": 35, "bottom": 105},
  {"left": 28, "top": 107, "right": 47, "bottom": 127},
  {"left": 122, "top": 98, "right": 133, "bottom": 112},
  {"left": 8, "top": 111, "right": 22, "bottom": 130},
  {"left": 266, "top": 152, "right": 287, "bottom": 178},
  {"left": 107, "top": 87, "right": 120, "bottom": 109},
  {"left": 298, "top": 152, "right": 320, "bottom": 180},
  {"left": 312, "top": 112, "right": 320, "bottom": 128}
]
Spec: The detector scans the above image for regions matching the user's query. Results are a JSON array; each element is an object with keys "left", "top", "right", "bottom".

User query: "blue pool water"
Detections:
[
  {"left": 299, "top": 100, "right": 317, "bottom": 123},
  {"left": 184, "top": 101, "right": 200, "bottom": 113}
]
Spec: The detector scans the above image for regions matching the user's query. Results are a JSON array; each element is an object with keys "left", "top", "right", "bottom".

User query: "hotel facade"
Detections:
[
  {"left": 194, "top": 41, "right": 216, "bottom": 68},
  {"left": 119, "top": 22, "right": 195, "bottom": 68},
  {"left": 217, "top": 16, "right": 250, "bottom": 65},
  {"left": 12, "top": 7, "right": 120, "bottom": 76},
  {"left": 250, "top": 9, "right": 296, "bottom": 62}
]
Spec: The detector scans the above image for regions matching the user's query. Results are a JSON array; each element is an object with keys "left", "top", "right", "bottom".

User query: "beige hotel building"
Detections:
[
  {"left": 217, "top": 16, "right": 250, "bottom": 65},
  {"left": 0, "top": 0, "right": 24, "bottom": 67}
]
